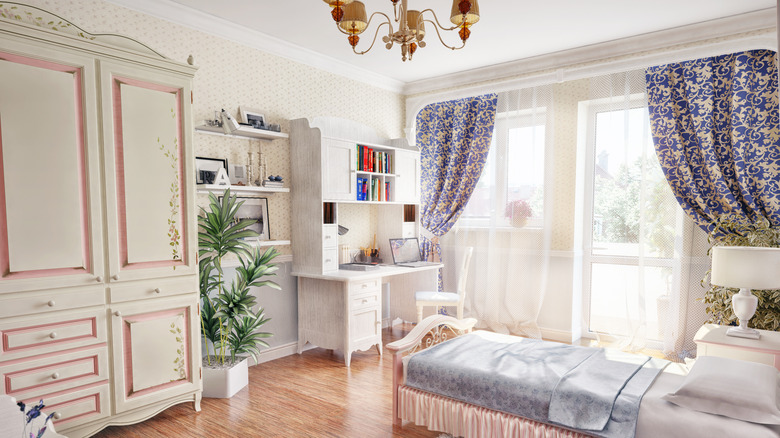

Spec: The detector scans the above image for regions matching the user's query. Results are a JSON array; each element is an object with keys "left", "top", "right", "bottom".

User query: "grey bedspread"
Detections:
[{"left": 405, "top": 331, "right": 668, "bottom": 438}]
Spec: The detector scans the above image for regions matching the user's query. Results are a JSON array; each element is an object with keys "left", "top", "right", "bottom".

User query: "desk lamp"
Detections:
[{"left": 710, "top": 246, "right": 780, "bottom": 339}]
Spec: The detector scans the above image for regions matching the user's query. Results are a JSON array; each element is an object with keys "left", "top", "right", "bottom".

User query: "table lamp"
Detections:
[{"left": 710, "top": 246, "right": 780, "bottom": 339}]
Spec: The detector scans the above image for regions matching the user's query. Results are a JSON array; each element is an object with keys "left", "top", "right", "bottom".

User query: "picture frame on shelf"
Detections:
[
  {"left": 220, "top": 196, "right": 271, "bottom": 241},
  {"left": 239, "top": 106, "right": 266, "bottom": 130},
  {"left": 196, "top": 156, "right": 228, "bottom": 184}
]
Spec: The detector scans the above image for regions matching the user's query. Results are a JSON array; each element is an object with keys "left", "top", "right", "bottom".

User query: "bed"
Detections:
[{"left": 386, "top": 315, "right": 780, "bottom": 438}]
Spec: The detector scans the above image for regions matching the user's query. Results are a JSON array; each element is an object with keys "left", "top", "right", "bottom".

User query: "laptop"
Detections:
[{"left": 389, "top": 237, "right": 440, "bottom": 268}]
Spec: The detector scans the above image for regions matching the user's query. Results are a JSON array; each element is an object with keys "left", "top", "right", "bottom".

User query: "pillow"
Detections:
[{"left": 662, "top": 355, "right": 780, "bottom": 424}]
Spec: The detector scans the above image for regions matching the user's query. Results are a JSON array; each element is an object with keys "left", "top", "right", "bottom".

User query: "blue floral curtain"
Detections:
[
  {"left": 416, "top": 94, "right": 498, "bottom": 263},
  {"left": 645, "top": 50, "right": 780, "bottom": 233}
]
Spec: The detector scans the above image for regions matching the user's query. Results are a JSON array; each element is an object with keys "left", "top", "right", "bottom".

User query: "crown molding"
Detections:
[
  {"left": 402, "top": 8, "right": 777, "bottom": 96},
  {"left": 104, "top": 0, "right": 405, "bottom": 93}
]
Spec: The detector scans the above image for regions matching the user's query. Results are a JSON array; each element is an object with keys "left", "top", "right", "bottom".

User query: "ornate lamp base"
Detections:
[
  {"left": 726, "top": 288, "right": 760, "bottom": 340},
  {"left": 726, "top": 326, "right": 760, "bottom": 339}
]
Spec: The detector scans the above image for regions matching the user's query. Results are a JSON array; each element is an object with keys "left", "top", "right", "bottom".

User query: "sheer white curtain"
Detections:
[
  {"left": 440, "top": 86, "right": 555, "bottom": 338},
  {"left": 578, "top": 71, "right": 709, "bottom": 358}
]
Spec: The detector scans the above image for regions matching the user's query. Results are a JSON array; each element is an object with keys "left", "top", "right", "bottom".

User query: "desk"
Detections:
[{"left": 293, "top": 264, "right": 442, "bottom": 366}]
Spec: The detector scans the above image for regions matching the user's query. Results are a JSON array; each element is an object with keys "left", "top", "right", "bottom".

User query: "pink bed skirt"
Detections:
[{"left": 398, "top": 386, "right": 593, "bottom": 438}]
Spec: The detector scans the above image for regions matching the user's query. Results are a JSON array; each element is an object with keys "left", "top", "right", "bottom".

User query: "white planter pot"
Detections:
[{"left": 202, "top": 357, "right": 249, "bottom": 398}]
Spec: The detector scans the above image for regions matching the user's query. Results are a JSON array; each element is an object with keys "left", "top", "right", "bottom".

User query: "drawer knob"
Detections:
[
  {"left": 154, "top": 288, "right": 161, "bottom": 294},
  {"left": 53, "top": 412, "right": 62, "bottom": 420},
  {"left": 112, "top": 275, "right": 120, "bottom": 281},
  {"left": 47, "top": 300, "right": 55, "bottom": 307},
  {"left": 114, "top": 311, "right": 122, "bottom": 317},
  {"left": 325, "top": 259, "right": 332, "bottom": 263},
  {"left": 325, "top": 235, "right": 331, "bottom": 239},
  {"left": 51, "top": 372, "right": 60, "bottom": 380},
  {"left": 362, "top": 299, "right": 368, "bottom": 304},
  {"left": 362, "top": 284, "right": 367, "bottom": 288},
  {"left": 95, "top": 276, "right": 102, "bottom": 282},
  {"left": 49, "top": 332, "right": 57, "bottom": 339}
]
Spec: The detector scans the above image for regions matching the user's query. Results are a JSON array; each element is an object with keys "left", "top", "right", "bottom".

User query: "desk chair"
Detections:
[{"left": 414, "top": 247, "right": 474, "bottom": 323}]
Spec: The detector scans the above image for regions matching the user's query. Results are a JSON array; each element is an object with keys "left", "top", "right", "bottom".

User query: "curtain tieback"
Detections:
[{"left": 420, "top": 227, "right": 438, "bottom": 242}]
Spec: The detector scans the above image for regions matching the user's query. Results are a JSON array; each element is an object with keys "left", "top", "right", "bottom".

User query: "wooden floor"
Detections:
[{"left": 94, "top": 324, "right": 440, "bottom": 438}]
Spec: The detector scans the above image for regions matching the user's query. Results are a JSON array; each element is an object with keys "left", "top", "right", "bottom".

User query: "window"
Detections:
[
  {"left": 459, "top": 109, "right": 546, "bottom": 227},
  {"left": 581, "top": 96, "right": 684, "bottom": 344}
]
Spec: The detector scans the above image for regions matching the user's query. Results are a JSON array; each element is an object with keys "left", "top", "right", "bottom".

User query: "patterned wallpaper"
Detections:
[{"left": 16, "top": 0, "right": 405, "bottom": 256}]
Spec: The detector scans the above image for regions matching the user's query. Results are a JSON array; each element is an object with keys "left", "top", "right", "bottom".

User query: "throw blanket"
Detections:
[{"left": 405, "top": 331, "right": 668, "bottom": 438}]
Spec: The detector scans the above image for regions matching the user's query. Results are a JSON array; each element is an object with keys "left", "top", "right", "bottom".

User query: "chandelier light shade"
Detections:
[{"left": 323, "top": 0, "right": 480, "bottom": 61}]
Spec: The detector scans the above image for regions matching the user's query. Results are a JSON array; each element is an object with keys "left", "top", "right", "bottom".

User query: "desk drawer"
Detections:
[
  {"left": 109, "top": 277, "right": 197, "bottom": 303},
  {"left": 323, "top": 247, "right": 338, "bottom": 272},
  {"left": 322, "top": 225, "right": 338, "bottom": 249},
  {"left": 351, "top": 289, "right": 380, "bottom": 311},
  {"left": 0, "top": 345, "right": 108, "bottom": 399},
  {"left": 0, "top": 309, "right": 106, "bottom": 361},
  {"left": 352, "top": 278, "right": 380, "bottom": 294}
]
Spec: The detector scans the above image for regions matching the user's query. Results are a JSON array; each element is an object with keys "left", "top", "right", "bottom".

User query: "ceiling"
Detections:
[{"left": 117, "top": 0, "right": 775, "bottom": 86}]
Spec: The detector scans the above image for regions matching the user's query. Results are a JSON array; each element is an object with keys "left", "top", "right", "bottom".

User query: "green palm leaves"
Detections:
[{"left": 198, "top": 189, "right": 280, "bottom": 366}]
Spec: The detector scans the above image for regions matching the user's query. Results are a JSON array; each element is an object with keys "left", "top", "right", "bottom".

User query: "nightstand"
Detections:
[{"left": 694, "top": 324, "right": 780, "bottom": 370}]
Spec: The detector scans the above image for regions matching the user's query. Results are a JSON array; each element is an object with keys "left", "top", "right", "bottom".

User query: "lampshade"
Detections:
[
  {"left": 406, "top": 10, "right": 425, "bottom": 40},
  {"left": 711, "top": 246, "right": 780, "bottom": 290},
  {"left": 450, "top": 0, "right": 480, "bottom": 26},
  {"left": 338, "top": 1, "right": 368, "bottom": 34}
]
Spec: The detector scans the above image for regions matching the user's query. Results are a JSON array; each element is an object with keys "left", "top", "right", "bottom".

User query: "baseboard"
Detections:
[
  {"left": 540, "top": 327, "right": 573, "bottom": 343},
  {"left": 247, "top": 342, "right": 314, "bottom": 366}
]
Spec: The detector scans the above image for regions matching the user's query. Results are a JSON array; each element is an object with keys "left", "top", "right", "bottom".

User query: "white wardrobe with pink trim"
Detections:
[{"left": 0, "top": 7, "right": 201, "bottom": 437}]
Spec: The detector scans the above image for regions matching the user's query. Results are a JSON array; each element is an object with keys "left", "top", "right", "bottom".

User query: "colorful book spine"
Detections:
[{"left": 385, "top": 181, "right": 390, "bottom": 201}]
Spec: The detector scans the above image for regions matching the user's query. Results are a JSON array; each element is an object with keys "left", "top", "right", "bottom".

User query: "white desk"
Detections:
[{"left": 293, "top": 263, "right": 442, "bottom": 366}]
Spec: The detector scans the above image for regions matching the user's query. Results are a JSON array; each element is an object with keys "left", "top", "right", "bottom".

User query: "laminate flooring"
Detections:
[{"left": 94, "top": 323, "right": 439, "bottom": 438}]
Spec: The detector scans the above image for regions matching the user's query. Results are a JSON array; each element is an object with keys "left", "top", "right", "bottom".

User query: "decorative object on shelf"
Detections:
[
  {"left": 196, "top": 156, "right": 228, "bottom": 185},
  {"left": 198, "top": 189, "right": 281, "bottom": 398},
  {"left": 229, "top": 164, "right": 248, "bottom": 185},
  {"left": 268, "top": 123, "right": 281, "bottom": 132},
  {"left": 218, "top": 195, "right": 271, "bottom": 241},
  {"left": 239, "top": 106, "right": 266, "bottom": 130},
  {"left": 710, "top": 246, "right": 780, "bottom": 339},
  {"left": 205, "top": 110, "right": 222, "bottom": 127},
  {"left": 214, "top": 168, "right": 230, "bottom": 186},
  {"left": 262, "top": 175, "right": 284, "bottom": 189},
  {"left": 505, "top": 199, "right": 532, "bottom": 228},
  {"left": 322, "top": 0, "right": 480, "bottom": 61},
  {"left": 220, "top": 108, "right": 240, "bottom": 134}
]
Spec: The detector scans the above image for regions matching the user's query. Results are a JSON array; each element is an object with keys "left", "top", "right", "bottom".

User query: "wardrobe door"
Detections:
[
  {"left": 0, "top": 45, "right": 104, "bottom": 293},
  {"left": 99, "top": 60, "right": 197, "bottom": 283},
  {"left": 109, "top": 295, "right": 200, "bottom": 413}
]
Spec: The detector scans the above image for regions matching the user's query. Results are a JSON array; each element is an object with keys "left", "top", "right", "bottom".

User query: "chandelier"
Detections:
[{"left": 322, "top": 0, "right": 480, "bottom": 61}]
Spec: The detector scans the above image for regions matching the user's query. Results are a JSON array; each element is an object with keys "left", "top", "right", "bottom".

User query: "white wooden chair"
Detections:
[{"left": 415, "top": 247, "right": 474, "bottom": 323}]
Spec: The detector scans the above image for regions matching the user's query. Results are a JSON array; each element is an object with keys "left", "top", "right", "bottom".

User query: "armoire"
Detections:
[{"left": 0, "top": 5, "right": 201, "bottom": 437}]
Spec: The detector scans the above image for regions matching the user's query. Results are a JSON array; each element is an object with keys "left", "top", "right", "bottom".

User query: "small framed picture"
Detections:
[
  {"left": 195, "top": 157, "right": 228, "bottom": 184},
  {"left": 220, "top": 196, "right": 271, "bottom": 241},
  {"left": 239, "top": 106, "right": 266, "bottom": 129}
]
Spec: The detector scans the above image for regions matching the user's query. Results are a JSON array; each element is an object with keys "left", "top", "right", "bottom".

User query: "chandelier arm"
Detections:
[
  {"left": 418, "top": 8, "right": 460, "bottom": 32},
  {"left": 422, "top": 19, "right": 467, "bottom": 50},
  {"left": 335, "top": 11, "right": 394, "bottom": 36},
  {"left": 352, "top": 20, "right": 392, "bottom": 55}
]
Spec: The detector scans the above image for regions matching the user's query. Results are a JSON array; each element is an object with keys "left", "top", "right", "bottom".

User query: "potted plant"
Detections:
[
  {"left": 505, "top": 199, "right": 533, "bottom": 228},
  {"left": 198, "top": 189, "right": 281, "bottom": 398}
]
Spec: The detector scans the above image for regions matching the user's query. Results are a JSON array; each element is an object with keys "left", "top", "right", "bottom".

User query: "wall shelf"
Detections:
[
  {"left": 197, "top": 184, "right": 289, "bottom": 195},
  {"left": 195, "top": 124, "right": 289, "bottom": 141},
  {"left": 250, "top": 239, "right": 291, "bottom": 247}
]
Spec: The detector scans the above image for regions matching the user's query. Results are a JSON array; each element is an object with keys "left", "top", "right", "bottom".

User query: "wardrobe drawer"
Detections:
[
  {"left": 0, "top": 309, "right": 106, "bottom": 361},
  {"left": 323, "top": 247, "right": 338, "bottom": 272},
  {"left": 0, "top": 345, "right": 108, "bottom": 399},
  {"left": 27, "top": 383, "right": 110, "bottom": 432},
  {"left": 322, "top": 225, "right": 338, "bottom": 249},
  {"left": 109, "top": 276, "right": 197, "bottom": 303},
  {"left": 0, "top": 287, "right": 105, "bottom": 319},
  {"left": 351, "top": 291, "right": 380, "bottom": 311}
]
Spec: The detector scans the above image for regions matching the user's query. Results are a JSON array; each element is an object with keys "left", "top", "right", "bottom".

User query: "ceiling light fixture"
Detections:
[{"left": 322, "top": 0, "right": 480, "bottom": 62}]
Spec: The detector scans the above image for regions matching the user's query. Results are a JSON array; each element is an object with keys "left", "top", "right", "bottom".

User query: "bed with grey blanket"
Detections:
[{"left": 405, "top": 332, "right": 668, "bottom": 438}]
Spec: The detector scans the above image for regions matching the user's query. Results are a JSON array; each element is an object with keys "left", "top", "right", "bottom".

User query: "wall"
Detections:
[{"left": 17, "top": 0, "right": 405, "bottom": 359}]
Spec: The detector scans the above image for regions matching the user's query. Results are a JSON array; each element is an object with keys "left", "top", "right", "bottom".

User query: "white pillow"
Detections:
[{"left": 662, "top": 355, "right": 780, "bottom": 424}]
